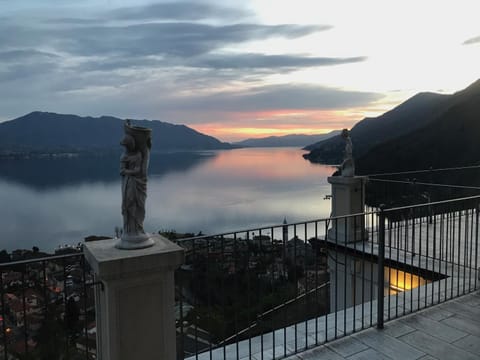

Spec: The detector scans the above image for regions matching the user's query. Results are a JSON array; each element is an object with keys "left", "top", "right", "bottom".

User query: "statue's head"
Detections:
[
  {"left": 121, "top": 134, "right": 135, "bottom": 151},
  {"left": 341, "top": 128, "right": 349, "bottom": 138}
]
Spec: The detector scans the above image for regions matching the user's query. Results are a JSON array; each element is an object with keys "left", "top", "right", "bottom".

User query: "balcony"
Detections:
[{"left": 0, "top": 196, "right": 479, "bottom": 359}]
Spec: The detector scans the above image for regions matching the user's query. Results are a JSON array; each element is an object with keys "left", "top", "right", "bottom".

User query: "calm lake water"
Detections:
[{"left": 0, "top": 148, "right": 335, "bottom": 252}]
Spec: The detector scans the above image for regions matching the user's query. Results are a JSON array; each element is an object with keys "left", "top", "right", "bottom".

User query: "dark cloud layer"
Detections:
[
  {"left": 43, "top": 18, "right": 101, "bottom": 25},
  {"left": 75, "top": 53, "right": 366, "bottom": 73},
  {"left": 188, "top": 54, "right": 367, "bottom": 70},
  {"left": 0, "top": 21, "right": 328, "bottom": 58},
  {"left": 63, "top": 23, "right": 328, "bottom": 57},
  {"left": 0, "top": 49, "right": 60, "bottom": 82},
  {"left": 0, "top": 49, "right": 59, "bottom": 62},
  {"left": 167, "top": 84, "right": 383, "bottom": 113},
  {"left": 463, "top": 35, "right": 480, "bottom": 45},
  {"left": 111, "top": 2, "right": 251, "bottom": 21}
]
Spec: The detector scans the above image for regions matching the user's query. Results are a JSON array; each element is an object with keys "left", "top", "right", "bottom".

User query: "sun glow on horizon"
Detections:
[
  {"left": 191, "top": 125, "right": 336, "bottom": 142},
  {"left": 188, "top": 106, "right": 391, "bottom": 142}
]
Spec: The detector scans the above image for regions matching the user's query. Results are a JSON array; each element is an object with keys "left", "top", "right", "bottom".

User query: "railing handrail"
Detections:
[
  {"left": 365, "top": 164, "right": 480, "bottom": 177},
  {"left": 382, "top": 194, "right": 480, "bottom": 213},
  {"left": 0, "top": 251, "right": 83, "bottom": 267},
  {"left": 176, "top": 194, "right": 480, "bottom": 243}
]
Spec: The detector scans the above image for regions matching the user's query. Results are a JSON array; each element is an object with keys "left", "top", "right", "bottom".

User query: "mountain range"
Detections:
[
  {"left": 0, "top": 112, "right": 234, "bottom": 155},
  {"left": 304, "top": 79, "right": 480, "bottom": 174},
  {"left": 357, "top": 79, "right": 480, "bottom": 174},
  {"left": 233, "top": 131, "right": 340, "bottom": 148}
]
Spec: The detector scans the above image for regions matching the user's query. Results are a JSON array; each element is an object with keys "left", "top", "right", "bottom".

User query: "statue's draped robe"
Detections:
[{"left": 121, "top": 151, "right": 147, "bottom": 236}]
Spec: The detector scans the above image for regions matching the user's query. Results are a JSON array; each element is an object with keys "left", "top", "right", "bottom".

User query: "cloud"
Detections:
[
  {"left": 77, "top": 23, "right": 328, "bottom": 58},
  {"left": 111, "top": 2, "right": 251, "bottom": 21},
  {"left": 463, "top": 35, "right": 480, "bottom": 45},
  {"left": 74, "top": 53, "right": 366, "bottom": 74},
  {"left": 75, "top": 56, "right": 162, "bottom": 72},
  {"left": 188, "top": 54, "right": 367, "bottom": 70},
  {"left": 0, "top": 21, "right": 328, "bottom": 58},
  {"left": 0, "top": 49, "right": 60, "bottom": 82},
  {"left": 166, "top": 84, "right": 383, "bottom": 114},
  {"left": 42, "top": 17, "right": 101, "bottom": 25},
  {"left": 0, "top": 49, "right": 59, "bottom": 62},
  {"left": 0, "top": 2, "right": 335, "bottom": 82},
  {"left": 0, "top": 62, "right": 59, "bottom": 82}
]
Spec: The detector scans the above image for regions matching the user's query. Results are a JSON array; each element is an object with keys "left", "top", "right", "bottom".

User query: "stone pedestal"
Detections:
[
  {"left": 84, "top": 235, "right": 184, "bottom": 360},
  {"left": 327, "top": 176, "right": 366, "bottom": 243}
]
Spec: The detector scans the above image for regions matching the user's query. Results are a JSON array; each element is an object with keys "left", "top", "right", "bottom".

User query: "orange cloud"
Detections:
[{"left": 189, "top": 107, "right": 380, "bottom": 142}]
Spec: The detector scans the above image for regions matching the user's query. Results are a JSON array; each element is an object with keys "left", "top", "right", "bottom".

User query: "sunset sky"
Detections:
[{"left": 1, "top": 0, "right": 479, "bottom": 141}]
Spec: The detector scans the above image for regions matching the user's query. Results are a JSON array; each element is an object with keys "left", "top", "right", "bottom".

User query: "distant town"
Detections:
[{"left": 0, "top": 245, "right": 95, "bottom": 358}]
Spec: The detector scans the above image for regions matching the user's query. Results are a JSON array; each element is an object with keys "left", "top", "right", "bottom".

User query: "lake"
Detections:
[{"left": 0, "top": 148, "right": 335, "bottom": 252}]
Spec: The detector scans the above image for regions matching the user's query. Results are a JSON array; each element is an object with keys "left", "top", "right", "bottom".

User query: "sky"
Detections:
[{"left": 1, "top": 0, "right": 479, "bottom": 142}]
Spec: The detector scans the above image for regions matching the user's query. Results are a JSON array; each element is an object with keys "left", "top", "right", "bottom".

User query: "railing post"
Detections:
[{"left": 377, "top": 205, "right": 386, "bottom": 329}]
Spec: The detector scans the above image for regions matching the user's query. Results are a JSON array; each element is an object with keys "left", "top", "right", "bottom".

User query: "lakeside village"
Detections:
[
  {"left": 0, "top": 243, "right": 96, "bottom": 359},
  {"left": 0, "top": 227, "right": 330, "bottom": 359}
]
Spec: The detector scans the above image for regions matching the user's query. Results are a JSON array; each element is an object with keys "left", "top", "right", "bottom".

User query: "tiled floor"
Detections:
[{"left": 288, "top": 291, "right": 480, "bottom": 360}]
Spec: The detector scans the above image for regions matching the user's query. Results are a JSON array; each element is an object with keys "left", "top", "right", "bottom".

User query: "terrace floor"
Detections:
[{"left": 287, "top": 290, "right": 480, "bottom": 360}]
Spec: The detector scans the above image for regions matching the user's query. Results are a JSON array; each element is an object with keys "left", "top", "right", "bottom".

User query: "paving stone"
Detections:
[
  {"left": 296, "top": 345, "right": 346, "bottom": 360},
  {"left": 346, "top": 348, "right": 392, "bottom": 360},
  {"left": 326, "top": 337, "right": 368, "bottom": 357},
  {"left": 399, "top": 314, "right": 468, "bottom": 342},
  {"left": 438, "top": 300, "right": 480, "bottom": 318},
  {"left": 382, "top": 322, "right": 415, "bottom": 338},
  {"left": 354, "top": 328, "right": 425, "bottom": 360},
  {"left": 399, "top": 330, "right": 478, "bottom": 360},
  {"left": 441, "top": 314, "right": 480, "bottom": 337},
  {"left": 457, "top": 294, "right": 480, "bottom": 307},
  {"left": 452, "top": 334, "right": 480, "bottom": 356},
  {"left": 419, "top": 306, "right": 454, "bottom": 321}
]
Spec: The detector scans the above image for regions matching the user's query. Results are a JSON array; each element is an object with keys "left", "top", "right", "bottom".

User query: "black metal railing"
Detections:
[
  {"left": 0, "top": 252, "right": 96, "bottom": 360},
  {"left": 377, "top": 197, "right": 480, "bottom": 325},
  {"left": 365, "top": 166, "right": 480, "bottom": 209},
  {"left": 175, "top": 195, "right": 480, "bottom": 360},
  {"left": 1, "top": 195, "right": 478, "bottom": 360},
  {"left": 174, "top": 212, "right": 373, "bottom": 359}
]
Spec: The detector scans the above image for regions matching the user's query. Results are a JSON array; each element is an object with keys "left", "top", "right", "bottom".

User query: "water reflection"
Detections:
[
  {"left": 0, "top": 152, "right": 215, "bottom": 190},
  {"left": 0, "top": 148, "right": 335, "bottom": 251}
]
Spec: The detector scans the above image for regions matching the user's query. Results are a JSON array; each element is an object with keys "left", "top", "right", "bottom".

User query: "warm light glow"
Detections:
[
  {"left": 189, "top": 107, "right": 383, "bottom": 142},
  {"left": 386, "top": 267, "right": 428, "bottom": 295},
  {"left": 191, "top": 125, "right": 334, "bottom": 142}
]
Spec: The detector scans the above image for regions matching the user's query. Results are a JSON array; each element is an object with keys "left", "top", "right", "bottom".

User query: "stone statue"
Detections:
[
  {"left": 338, "top": 128, "right": 354, "bottom": 177},
  {"left": 116, "top": 120, "right": 155, "bottom": 249}
]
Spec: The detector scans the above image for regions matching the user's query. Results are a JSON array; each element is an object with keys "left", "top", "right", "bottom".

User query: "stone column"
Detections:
[
  {"left": 327, "top": 176, "right": 366, "bottom": 243},
  {"left": 84, "top": 235, "right": 184, "bottom": 360}
]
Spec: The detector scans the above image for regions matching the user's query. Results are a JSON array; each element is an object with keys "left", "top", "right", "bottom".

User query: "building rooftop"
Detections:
[{"left": 288, "top": 290, "right": 480, "bottom": 360}]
